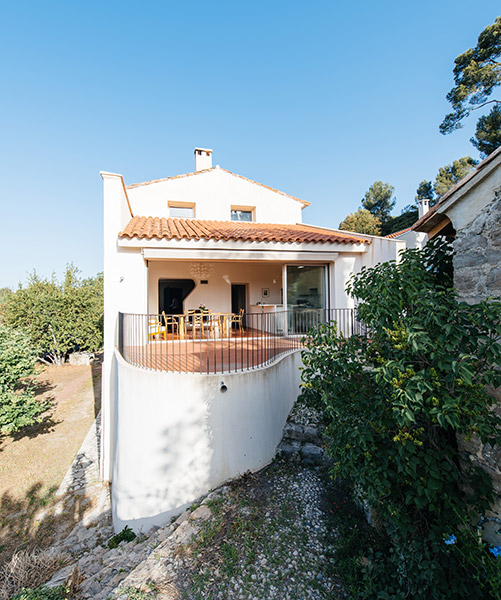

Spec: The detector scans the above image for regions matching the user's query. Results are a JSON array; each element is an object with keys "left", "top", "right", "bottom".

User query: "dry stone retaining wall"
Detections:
[{"left": 452, "top": 185, "right": 501, "bottom": 544}]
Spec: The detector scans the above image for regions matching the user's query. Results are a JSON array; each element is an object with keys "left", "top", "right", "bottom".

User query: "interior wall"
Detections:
[{"left": 147, "top": 261, "right": 283, "bottom": 314}]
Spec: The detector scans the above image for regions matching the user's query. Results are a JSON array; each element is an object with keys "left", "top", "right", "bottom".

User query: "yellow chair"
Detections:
[
  {"left": 148, "top": 317, "right": 165, "bottom": 341},
  {"left": 161, "top": 311, "right": 179, "bottom": 338},
  {"left": 229, "top": 308, "right": 245, "bottom": 334},
  {"left": 191, "top": 313, "right": 205, "bottom": 339}
]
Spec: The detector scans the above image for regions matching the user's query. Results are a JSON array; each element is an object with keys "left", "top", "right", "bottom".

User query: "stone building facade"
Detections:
[{"left": 452, "top": 180, "right": 501, "bottom": 304}]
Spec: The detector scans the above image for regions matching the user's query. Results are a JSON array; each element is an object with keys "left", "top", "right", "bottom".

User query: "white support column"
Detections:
[
  {"left": 281, "top": 264, "right": 288, "bottom": 336},
  {"left": 327, "top": 262, "right": 336, "bottom": 311},
  {"left": 100, "top": 171, "right": 132, "bottom": 483},
  {"left": 333, "top": 255, "right": 357, "bottom": 309}
]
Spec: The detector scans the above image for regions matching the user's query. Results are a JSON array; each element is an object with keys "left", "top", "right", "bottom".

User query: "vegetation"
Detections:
[
  {"left": 433, "top": 156, "right": 477, "bottom": 199},
  {"left": 2, "top": 266, "right": 103, "bottom": 366},
  {"left": 415, "top": 179, "right": 434, "bottom": 203},
  {"left": 440, "top": 16, "right": 501, "bottom": 156},
  {"left": 0, "top": 325, "right": 48, "bottom": 435},
  {"left": 471, "top": 104, "right": 501, "bottom": 158},
  {"left": 301, "top": 238, "right": 501, "bottom": 598},
  {"left": 10, "top": 586, "right": 68, "bottom": 600},
  {"left": 107, "top": 526, "right": 136, "bottom": 549},
  {"left": 0, "top": 549, "right": 68, "bottom": 600},
  {"left": 338, "top": 208, "right": 381, "bottom": 235},
  {"left": 361, "top": 181, "right": 396, "bottom": 224},
  {"left": 380, "top": 205, "right": 418, "bottom": 236},
  {"left": 340, "top": 155, "right": 478, "bottom": 237}
]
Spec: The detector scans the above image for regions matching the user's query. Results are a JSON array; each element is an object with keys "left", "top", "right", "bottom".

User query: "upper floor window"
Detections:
[
  {"left": 231, "top": 206, "right": 255, "bottom": 222},
  {"left": 168, "top": 201, "right": 195, "bottom": 218}
]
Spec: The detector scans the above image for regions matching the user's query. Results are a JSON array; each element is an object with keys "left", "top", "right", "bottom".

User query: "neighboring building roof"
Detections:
[
  {"left": 126, "top": 167, "right": 311, "bottom": 207},
  {"left": 385, "top": 227, "right": 412, "bottom": 239},
  {"left": 119, "top": 217, "right": 371, "bottom": 245},
  {"left": 413, "top": 145, "right": 501, "bottom": 234}
]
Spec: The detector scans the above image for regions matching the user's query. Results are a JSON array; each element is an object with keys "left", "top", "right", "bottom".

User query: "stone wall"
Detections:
[
  {"left": 453, "top": 188, "right": 501, "bottom": 304},
  {"left": 451, "top": 186, "right": 501, "bottom": 544}
]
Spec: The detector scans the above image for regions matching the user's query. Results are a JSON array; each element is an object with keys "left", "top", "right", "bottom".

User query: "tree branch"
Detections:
[{"left": 467, "top": 99, "right": 500, "bottom": 111}]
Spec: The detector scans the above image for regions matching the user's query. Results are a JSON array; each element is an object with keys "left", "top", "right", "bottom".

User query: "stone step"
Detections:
[{"left": 282, "top": 423, "right": 322, "bottom": 445}]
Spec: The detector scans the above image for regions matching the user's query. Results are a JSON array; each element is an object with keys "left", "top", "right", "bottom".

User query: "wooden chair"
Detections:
[
  {"left": 148, "top": 317, "right": 166, "bottom": 341},
  {"left": 229, "top": 308, "right": 245, "bottom": 334},
  {"left": 161, "top": 311, "right": 179, "bottom": 339},
  {"left": 191, "top": 313, "right": 206, "bottom": 339}
]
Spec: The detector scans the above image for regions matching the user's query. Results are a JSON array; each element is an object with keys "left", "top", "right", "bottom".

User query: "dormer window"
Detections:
[
  {"left": 231, "top": 206, "right": 255, "bottom": 222},
  {"left": 168, "top": 201, "right": 195, "bottom": 218}
]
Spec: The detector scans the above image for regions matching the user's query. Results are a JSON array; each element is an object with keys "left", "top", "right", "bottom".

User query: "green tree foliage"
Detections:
[
  {"left": 339, "top": 208, "right": 381, "bottom": 235},
  {"left": 433, "top": 156, "right": 477, "bottom": 199},
  {"left": 3, "top": 266, "right": 103, "bottom": 366},
  {"left": 415, "top": 179, "right": 435, "bottom": 204},
  {"left": 301, "top": 238, "right": 501, "bottom": 598},
  {"left": 361, "top": 181, "right": 396, "bottom": 224},
  {"left": 471, "top": 103, "right": 501, "bottom": 158},
  {"left": 0, "top": 324, "right": 48, "bottom": 434},
  {"left": 440, "top": 17, "right": 501, "bottom": 138},
  {"left": 380, "top": 205, "right": 418, "bottom": 236}
]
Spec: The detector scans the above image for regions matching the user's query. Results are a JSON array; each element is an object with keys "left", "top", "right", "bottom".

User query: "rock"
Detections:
[
  {"left": 155, "top": 524, "right": 174, "bottom": 543},
  {"left": 107, "top": 571, "right": 129, "bottom": 587},
  {"left": 174, "top": 510, "right": 190, "bottom": 526},
  {"left": 84, "top": 579, "right": 102, "bottom": 595},
  {"left": 45, "top": 564, "right": 75, "bottom": 588},
  {"left": 190, "top": 504, "right": 212, "bottom": 521},
  {"left": 277, "top": 440, "right": 301, "bottom": 455},
  {"left": 300, "top": 443, "right": 324, "bottom": 465},
  {"left": 69, "top": 352, "right": 94, "bottom": 365},
  {"left": 171, "top": 520, "right": 197, "bottom": 545}
]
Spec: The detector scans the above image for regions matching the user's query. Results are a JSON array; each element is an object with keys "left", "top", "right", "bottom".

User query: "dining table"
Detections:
[{"left": 176, "top": 312, "right": 231, "bottom": 340}]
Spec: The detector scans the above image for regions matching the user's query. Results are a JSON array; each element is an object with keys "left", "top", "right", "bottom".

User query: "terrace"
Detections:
[{"left": 117, "top": 308, "right": 364, "bottom": 374}]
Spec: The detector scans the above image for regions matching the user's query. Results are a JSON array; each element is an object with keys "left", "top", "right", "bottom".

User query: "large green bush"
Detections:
[
  {"left": 301, "top": 238, "right": 501, "bottom": 598},
  {"left": 2, "top": 266, "right": 103, "bottom": 365},
  {"left": 0, "top": 324, "right": 48, "bottom": 434}
]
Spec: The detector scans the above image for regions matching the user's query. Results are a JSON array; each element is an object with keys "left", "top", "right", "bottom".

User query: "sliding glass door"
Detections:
[{"left": 286, "top": 265, "right": 326, "bottom": 332}]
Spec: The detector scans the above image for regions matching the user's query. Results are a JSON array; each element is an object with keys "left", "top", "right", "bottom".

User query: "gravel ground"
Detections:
[{"left": 173, "top": 458, "right": 347, "bottom": 600}]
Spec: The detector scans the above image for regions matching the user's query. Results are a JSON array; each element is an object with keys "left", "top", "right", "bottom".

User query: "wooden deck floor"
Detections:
[{"left": 123, "top": 335, "right": 302, "bottom": 373}]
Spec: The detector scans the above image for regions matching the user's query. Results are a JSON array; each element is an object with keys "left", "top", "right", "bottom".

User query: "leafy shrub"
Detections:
[
  {"left": 301, "top": 237, "right": 501, "bottom": 598},
  {"left": 107, "top": 526, "right": 136, "bottom": 549},
  {"left": 2, "top": 266, "right": 103, "bottom": 365},
  {"left": 0, "top": 325, "right": 48, "bottom": 435},
  {"left": 10, "top": 586, "right": 68, "bottom": 600}
]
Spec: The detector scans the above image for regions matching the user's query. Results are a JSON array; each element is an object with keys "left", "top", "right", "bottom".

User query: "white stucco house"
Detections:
[
  {"left": 384, "top": 199, "right": 429, "bottom": 249},
  {"left": 101, "top": 148, "right": 405, "bottom": 532}
]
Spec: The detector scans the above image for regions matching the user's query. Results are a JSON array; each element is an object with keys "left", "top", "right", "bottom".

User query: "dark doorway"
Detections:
[
  {"left": 158, "top": 279, "right": 195, "bottom": 314},
  {"left": 231, "top": 284, "right": 247, "bottom": 327}
]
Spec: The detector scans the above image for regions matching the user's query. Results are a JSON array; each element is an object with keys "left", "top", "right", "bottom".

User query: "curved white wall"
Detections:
[{"left": 111, "top": 350, "right": 302, "bottom": 533}]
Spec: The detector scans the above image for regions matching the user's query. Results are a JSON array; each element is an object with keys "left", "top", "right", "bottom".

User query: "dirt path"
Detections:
[{"left": 0, "top": 362, "right": 101, "bottom": 563}]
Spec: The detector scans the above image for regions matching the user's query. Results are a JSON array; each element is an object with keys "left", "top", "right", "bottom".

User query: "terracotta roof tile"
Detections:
[
  {"left": 385, "top": 227, "right": 412, "bottom": 239},
  {"left": 119, "top": 217, "right": 371, "bottom": 245}
]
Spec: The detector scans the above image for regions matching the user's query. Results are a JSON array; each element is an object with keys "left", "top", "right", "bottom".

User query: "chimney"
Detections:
[
  {"left": 417, "top": 198, "right": 430, "bottom": 219},
  {"left": 194, "top": 147, "right": 213, "bottom": 171}
]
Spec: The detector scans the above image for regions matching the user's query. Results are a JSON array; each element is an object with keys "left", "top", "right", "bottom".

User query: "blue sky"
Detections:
[{"left": 0, "top": 1, "right": 499, "bottom": 288}]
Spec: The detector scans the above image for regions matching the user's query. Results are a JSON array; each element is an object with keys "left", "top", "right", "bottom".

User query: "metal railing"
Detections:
[{"left": 117, "top": 308, "right": 365, "bottom": 375}]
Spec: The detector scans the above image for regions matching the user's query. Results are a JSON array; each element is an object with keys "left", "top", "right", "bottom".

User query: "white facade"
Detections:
[
  {"left": 113, "top": 350, "right": 301, "bottom": 532},
  {"left": 392, "top": 229, "right": 428, "bottom": 249},
  {"left": 126, "top": 167, "right": 305, "bottom": 224},
  {"left": 102, "top": 150, "right": 405, "bottom": 532}
]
